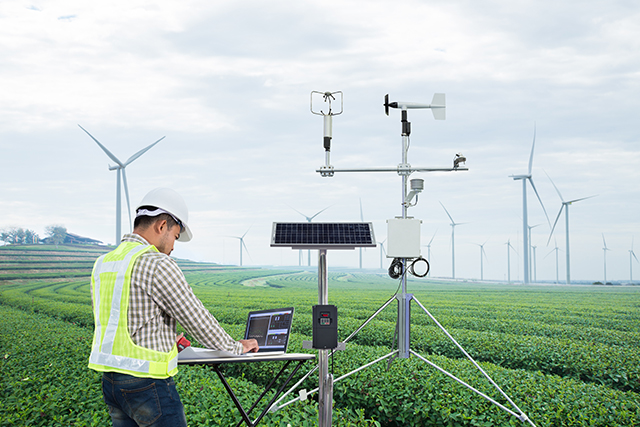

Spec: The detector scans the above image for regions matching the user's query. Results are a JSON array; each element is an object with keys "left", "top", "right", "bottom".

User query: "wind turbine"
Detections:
[
  {"left": 440, "top": 202, "right": 465, "bottom": 280},
  {"left": 545, "top": 172, "right": 597, "bottom": 284},
  {"left": 424, "top": 230, "right": 437, "bottom": 277},
  {"left": 379, "top": 238, "right": 387, "bottom": 270},
  {"left": 291, "top": 205, "right": 331, "bottom": 266},
  {"left": 602, "top": 234, "right": 611, "bottom": 283},
  {"left": 80, "top": 125, "right": 165, "bottom": 244},
  {"left": 509, "top": 126, "right": 549, "bottom": 284},
  {"left": 474, "top": 240, "right": 488, "bottom": 281},
  {"left": 630, "top": 237, "right": 638, "bottom": 282},
  {"left": 505, "top": 239, "right": 518, "bottom": 284},
  {"left": 227, "top": 227, "right": 251, "bottom": 266},
  {"left": 544, "top": 238, "right": 562, "bottom": 284},
  {"left": 527, "top": 223, "right": 542, "bottom": 280}
]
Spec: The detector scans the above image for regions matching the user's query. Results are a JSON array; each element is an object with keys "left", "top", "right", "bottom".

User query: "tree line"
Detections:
[{"left": 0, "top": 225, "right": 67, "bottom": 246}]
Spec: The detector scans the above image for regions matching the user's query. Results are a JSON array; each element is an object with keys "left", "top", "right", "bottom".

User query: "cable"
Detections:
[{"left": 408, "top": 257, "right": 430, "bottom": 278}]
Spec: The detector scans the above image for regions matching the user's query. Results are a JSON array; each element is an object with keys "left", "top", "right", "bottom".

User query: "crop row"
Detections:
[{"left": 3, "top": 276, "right": 640, "bottom": 395}]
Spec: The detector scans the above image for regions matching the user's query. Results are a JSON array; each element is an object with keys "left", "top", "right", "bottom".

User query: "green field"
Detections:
[{"left": 1, "top": 244, "right": 639, "bottom": 426}]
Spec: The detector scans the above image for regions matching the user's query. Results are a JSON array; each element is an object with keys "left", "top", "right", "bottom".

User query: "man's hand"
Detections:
[{"left": 240, "top": 339, "right": 259, "bottom": 353}]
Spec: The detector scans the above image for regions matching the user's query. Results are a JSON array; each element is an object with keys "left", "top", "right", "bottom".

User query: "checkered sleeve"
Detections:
[{"left": 151, "top": 257, "right": 244, "bottom": 355}]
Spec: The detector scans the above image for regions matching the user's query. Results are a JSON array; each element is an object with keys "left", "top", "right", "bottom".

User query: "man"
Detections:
[{"left": 89, "top": 187, "right": 258, "bottom": 426}]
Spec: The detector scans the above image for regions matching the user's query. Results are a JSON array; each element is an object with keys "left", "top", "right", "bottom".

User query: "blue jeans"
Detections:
[{"left": 102, "top": 372, "right": 187, "bottom": 427}]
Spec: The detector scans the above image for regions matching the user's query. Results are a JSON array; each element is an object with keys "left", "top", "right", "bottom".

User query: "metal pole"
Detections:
[
  {"left": 317, "top": 249, "right": 332, "bottom": 427},
  {"left": 397, "top": 123, "right": 411, "bottom": 359},
  {"left": 522, "top": 180, "right": 529, "bottom": 284},
  {"left": 116, "top": 168, "right": 121, "bottom": 244},
  {"left": 565, "top": 208, "right": 571, "bottom": 284}
]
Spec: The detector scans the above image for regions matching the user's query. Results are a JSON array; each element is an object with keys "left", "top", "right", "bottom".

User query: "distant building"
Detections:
[{"left": 42, "top": 232, "right": 103, "bottom": 245}]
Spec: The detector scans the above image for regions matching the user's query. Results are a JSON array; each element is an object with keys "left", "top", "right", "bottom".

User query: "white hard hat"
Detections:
[{"left": 136, "top": 188, "right": 193, "bottom": 242}]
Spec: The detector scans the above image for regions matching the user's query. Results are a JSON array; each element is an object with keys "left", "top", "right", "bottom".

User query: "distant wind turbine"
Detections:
[
  {"left": 545, "top": 171, "right": 597, "bottom": 284},
  {"left": 424, "top": 230, "right": 437, "bottom": 277},
  {"left": 440, "top": 202, "right": 466, "bottom": 280},
  {"left": 630, "top": 237, "right": 638, "bottom": 282},
  {"left": 505, "top": 239, "right": 518, "bottom": 284},
  {"left": 544, "top": 238, "right": 562, "bottom": 284},
  {"left": 509, "top": 126, "right": 550, "bottom": 284},
  {"left": 79, "top": 125, "right": 165, "bottom": 244},
  {"left": 226, "top": 227, "right": 251, "bottom": 266},
  {"left": 527, "top": 223, "right": 542, "bottom": 280},
  {"left": 474, "top": 240, "right": 488, "bottom": 281},
  {"left": 602, "top": 234, "right": 611, "bottom": 283},
  {"left": 291, "top": 205, "right": 331, "bottom": 266},
  {"left": 379, "top": 238, "right": 387, "bottom": 270}
]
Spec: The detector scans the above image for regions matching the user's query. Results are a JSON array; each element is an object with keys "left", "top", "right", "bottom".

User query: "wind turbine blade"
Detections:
[
  {"left": 121, "top": 168, "right": 133, "bottom": 231},
  {"left": 429, "top": 230, "right": 437, "bottom": 245},
  {"left": 544, "top": 170, "right": 564, "bottom": 202},
  {"left": 79, "top": 124, "right": 124, "bottom": 167},
  {"left": 527, "top": 124, "right": 536, "bottom": 176},
  {"left": 242, "top": 239, "right": 253, "bottom": 262},
  {"left": 602, "top": 233, "right": 607, "bottom": 249},
  {"left": 547, "top": 205, "right": 565, "bottom": 246},
  {"left": 528, "top": 177, "right": 550, "bottom": 226},
  {"left": 439, "top": 201, "right": 455, "bottom": 224},
  {"left": 359, "top": 198, "right": 364, "bottom": 222},
  {"left": 566, "top": 195, "right": 597, "bottom": 205},
  {"left": 124, "top": 136, "right": 166, "bottom": 166},
  {"left": 631, "top": 251, "right": 639, "bottom": 263},
  {"left": 242, "top": 225, "right": 252, "bottom": 239},
  {"left": 288, "top": 205, "right": 311, "bottom": 221},
  {"left": 309, "top": 205, "right": 331, "bottom": 221}
]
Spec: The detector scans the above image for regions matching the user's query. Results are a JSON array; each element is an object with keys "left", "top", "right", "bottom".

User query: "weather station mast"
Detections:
[{"left": 269, "top": 91, "right": 537, "bottom": 427}]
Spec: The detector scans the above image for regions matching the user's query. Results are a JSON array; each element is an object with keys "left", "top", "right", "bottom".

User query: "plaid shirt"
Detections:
[{"left": 108, "top": 234, "right": 243, "bottom": 355}]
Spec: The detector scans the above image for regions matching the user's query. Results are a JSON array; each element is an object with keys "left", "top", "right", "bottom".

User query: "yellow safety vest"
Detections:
[{"left": 88, "top": 241, "right": 178, "bottom": 379}]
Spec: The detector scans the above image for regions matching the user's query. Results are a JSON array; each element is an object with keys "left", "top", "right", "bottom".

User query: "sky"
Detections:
[{"left": 1, "top": 0, "right": 639, "bottom": 282}]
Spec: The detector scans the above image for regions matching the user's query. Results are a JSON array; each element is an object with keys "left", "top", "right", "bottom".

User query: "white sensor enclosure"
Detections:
[{"left": 386, "top": 218, "right": 421, "bottom": 258}]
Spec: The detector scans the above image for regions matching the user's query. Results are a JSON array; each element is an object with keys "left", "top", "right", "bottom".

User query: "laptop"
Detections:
[
  {"left": 244, "top": 307, "right": 294, "bottom": 355},
  {"left": 178, "top": 307, "right": 295, "bottom": 361}
]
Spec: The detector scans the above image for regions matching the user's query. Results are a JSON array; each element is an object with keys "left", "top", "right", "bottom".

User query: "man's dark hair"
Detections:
[{"left": 134, "top": 206, "right": 179, "bottom": 230}]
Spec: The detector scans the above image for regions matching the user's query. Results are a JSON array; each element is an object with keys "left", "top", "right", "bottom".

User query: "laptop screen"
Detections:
[{"left": 244, "top": 307, "right": 294, "bottom": 353}]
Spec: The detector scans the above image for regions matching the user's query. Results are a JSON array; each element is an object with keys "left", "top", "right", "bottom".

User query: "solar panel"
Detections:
[{"left": 270, "top": 222, "right": 376, "bottom": 249}]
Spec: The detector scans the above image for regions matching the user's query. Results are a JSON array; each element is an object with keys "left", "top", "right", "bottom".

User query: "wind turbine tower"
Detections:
[
  {"left": 509, "top": 127, "right": 549, "bottom": 284},
  {"left": 630, "top": 237, "right": 638, "bottom": 282},
  {"left": 440, "top": 202, "right": 465, "bottom": 280},
  {"left": 475, "top": 240, "right": 488, "bottom": 281},
  {"left": 505, "top": 239, "right": 517, "bottom": 284},
  {"left": 80, "top": 125, "right": 165, "bottom": 244},
  {"left": 546, "top": 172, "right": 596, "bottom": 284}
]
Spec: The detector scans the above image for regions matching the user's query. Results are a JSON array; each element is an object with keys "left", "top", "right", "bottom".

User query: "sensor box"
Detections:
[{"left": 386, "top": 218, "right": 421, "bottom": 258}]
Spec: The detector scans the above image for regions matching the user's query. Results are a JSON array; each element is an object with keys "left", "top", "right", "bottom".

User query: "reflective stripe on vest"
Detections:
[{"left": 89, "top": 242, "right": 178, "bottom": 378}]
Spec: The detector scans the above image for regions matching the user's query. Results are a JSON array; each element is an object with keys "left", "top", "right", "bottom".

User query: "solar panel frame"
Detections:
[{"left": 270, "top": 222, "right": 376, "bottom": 249}]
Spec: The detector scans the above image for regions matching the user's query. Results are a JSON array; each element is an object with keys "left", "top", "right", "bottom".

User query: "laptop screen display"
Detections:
[{"left": 244, "top": 307, "right": 294, "bottom": 353}]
